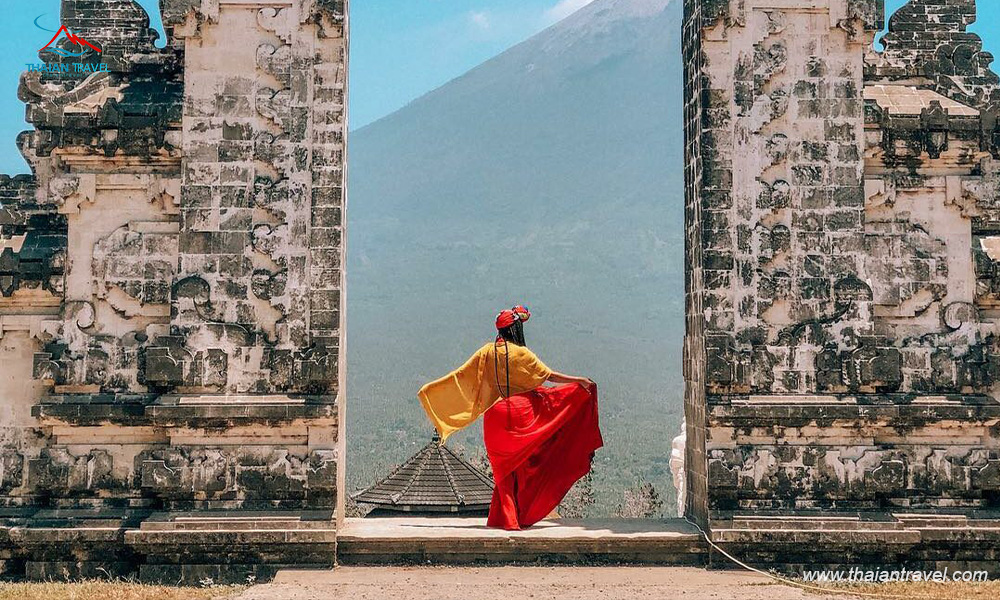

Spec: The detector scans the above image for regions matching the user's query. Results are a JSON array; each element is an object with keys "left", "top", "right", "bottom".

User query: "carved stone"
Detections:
[
  {"left": 685, "top": 0, "right": 1000, "bottom": 573},
  {"left": 0, "top": 0, "right": 346, "bottom": 582}
]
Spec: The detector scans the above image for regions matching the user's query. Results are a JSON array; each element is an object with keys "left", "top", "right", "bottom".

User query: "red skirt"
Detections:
[{"left": 483, "top": 383, "right": 603, "bottom": 530}]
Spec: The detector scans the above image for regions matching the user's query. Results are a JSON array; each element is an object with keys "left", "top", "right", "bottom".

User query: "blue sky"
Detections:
[{"left": 0, "top": 0, "right": 996, "bottom": 174}]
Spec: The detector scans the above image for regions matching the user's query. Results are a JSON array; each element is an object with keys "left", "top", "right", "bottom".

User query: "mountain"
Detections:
[{"left": 346, "top": 0, "right": 685, "bottom": 516}]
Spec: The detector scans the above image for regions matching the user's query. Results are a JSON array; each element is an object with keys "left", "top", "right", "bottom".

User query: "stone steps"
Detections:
[
  {"left": 4, "top": 507, "right": 147, "bottom": 580},
  {"left": 336, "top": 517, "right": 709, "bottom": 565},
  {"left": 706, "top": 513, "right": 1000, "bottom": 575},
  {"left": 10, "top": 512, "right": 1000, "bottom": 580},
  {"left": 127, "top": 511, "right": 337, "bottom": 584}
]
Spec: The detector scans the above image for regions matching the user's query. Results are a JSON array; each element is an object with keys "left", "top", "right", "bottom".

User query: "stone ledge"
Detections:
[
  {"left": 709, "top": 394, "right": 1000, "bottom": 423},
  {"left": 32, "top": 393, "right": 157, "bottom": 425},
  {"left": 712, "top": 528, "right": 923, "bottom": 544},
  {"left": 711, "top": 393, "right": 1000, "bottom": 405},
  {"left": 337, "top": 517, "right": 708, "bottom": 565},
  {"left": 126, "top": 511, "right": 337, "bottom": 584},
  {"left": 32, "top": 403, "right": 149, "bottom": 423},
  {"left": 0, "top": 507, "right": 33, "bottom": 576},
  {"left": 135, "top": 511, "right": 336, "bottom": 531},
  {"left": 128, "top": 529, "right": 337, "bottom": 544},
  {"left": 32, "top": 393, "right": 338, "bottom": 426},
  {"left": 146, "top": 403, "right": 337, "bottom": 427},
  {"left": 10, "top": 526, "right": 126, "bottom": 544},
  {"left": 8, "top": 508, "right": 147, "bottom": 581},
  {"left": 7, "top": 512, "right": 1000, "bottom": 580},
  {"left": 8, "top": 508, "right": 148, "bottom": 537},
  {"left": 2, "top": 509, "right": 339, "bottom": 582},
  {"left": 707, "top": 513, "right": 1000, "bottom": 574},
  {"left": 725, "top": 515, "right": 901, "bottom": 531},
  {"left": 24, "top": 560, "right": 136, "bottom": 581}
]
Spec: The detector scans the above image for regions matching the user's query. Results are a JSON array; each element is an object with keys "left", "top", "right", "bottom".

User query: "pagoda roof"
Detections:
[{"left": 352, "top": 435, "right": 494, "bottom": 513}]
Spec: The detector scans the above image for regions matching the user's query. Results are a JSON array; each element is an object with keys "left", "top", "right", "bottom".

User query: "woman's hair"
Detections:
[
  {"left": 497, "top": 320, "right": 526, "bottom": 346},
  {"left": 494, "top": 320, "right": 526, "bottom": 399}
]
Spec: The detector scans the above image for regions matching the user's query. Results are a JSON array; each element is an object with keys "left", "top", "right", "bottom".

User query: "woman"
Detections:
[{"left": 418, "top": 305, "right": 603, "bottom": 530}]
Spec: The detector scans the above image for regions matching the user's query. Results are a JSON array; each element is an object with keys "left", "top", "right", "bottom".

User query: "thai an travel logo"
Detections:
[{"left": 26, "top": 14, "right": 108, "bottom": 74}]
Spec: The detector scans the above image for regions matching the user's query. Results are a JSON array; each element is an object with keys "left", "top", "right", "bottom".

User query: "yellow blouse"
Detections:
[{"left": 418, "top": 342, "right": 553, "bottom": 443}]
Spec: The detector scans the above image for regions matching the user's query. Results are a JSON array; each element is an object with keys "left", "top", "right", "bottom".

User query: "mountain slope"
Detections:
[{"left": 346, "top": 0, "right": 685, "bottom": 515}]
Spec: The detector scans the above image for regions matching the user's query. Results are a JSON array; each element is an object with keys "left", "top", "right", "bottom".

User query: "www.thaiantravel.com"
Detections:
[{"left": 803, "top": 567, "right": 989, "bottom": 583}]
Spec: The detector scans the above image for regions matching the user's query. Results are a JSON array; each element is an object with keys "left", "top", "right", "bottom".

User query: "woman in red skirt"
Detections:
[{"left": 418, "top": 305, "right": 603, "bottom": 530}]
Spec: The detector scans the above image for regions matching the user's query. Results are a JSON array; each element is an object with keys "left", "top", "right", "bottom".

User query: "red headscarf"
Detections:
[
  {"left": 496, "top": 305, "right": 531, "bottom": 330},
  {"left": 494, "top": 305, "right": 531, "bottom": 398}
]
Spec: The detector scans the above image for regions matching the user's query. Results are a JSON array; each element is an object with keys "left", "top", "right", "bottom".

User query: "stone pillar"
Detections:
[
  {"left": 0, "top": 0, "right": 347, "bottom": 582},
  {"left": 686, "top": 0, "right": 1000, "bottom": 572},
  {"left": 685, "top": 0, "right": 882, "bottom": 520},
  {"left": 681, "top": 0, "right": 710, "bottom": 529}
]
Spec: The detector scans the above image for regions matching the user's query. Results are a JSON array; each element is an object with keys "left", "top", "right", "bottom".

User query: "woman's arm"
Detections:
[{"left": 547, "top": 370, "right": 596, "bottom": 392}]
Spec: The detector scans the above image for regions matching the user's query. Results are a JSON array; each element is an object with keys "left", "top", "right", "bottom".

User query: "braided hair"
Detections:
[{"left": 494, "top": 319, "right": 525, "bottom": 399}]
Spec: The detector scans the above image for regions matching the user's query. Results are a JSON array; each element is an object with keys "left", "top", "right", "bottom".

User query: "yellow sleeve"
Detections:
[
  {"left": 417, "top": 347, "right": 488, "bottom": 443},
  {"left": 508, "top": 346, "right": 553, "bottom": 392}
]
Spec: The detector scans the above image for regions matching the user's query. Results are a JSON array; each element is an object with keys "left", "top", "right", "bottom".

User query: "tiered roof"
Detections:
[{"left": 353, "top": 434, "right": 494, "bottom": 514}]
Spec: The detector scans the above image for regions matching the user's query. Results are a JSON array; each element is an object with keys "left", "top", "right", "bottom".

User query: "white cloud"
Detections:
[
  {"left": 544, "top": 0, "right": 597, "bottom": 23},
  {"left": 470, "top": 11, "right": 491, "bottom": 30}
]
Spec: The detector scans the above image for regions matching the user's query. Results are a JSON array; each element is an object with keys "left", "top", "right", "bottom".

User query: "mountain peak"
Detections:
[
  {"left": 530, "top": 0, "right": 676, "bottom": 67},
  {"left": 561, "top": 0, "right": 676, "bottom": 26}
]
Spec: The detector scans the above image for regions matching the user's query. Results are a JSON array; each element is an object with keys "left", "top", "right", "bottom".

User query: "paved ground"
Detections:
[
  {"left": 337, "top": 517, "right": 707, "bottom": 564},
  {"left": 339, "top": 516, "right": 702, "bottom": 539},
  {"left": 233, "top": 566, "right": 849, "bottom": 600}
]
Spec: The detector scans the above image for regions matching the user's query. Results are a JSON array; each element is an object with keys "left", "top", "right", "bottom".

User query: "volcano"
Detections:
[{"left": 347, "top": 0, "right": 684, "bottom": 515}]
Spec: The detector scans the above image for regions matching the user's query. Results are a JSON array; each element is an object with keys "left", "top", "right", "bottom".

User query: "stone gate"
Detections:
[
  {"left": 684, "top": 0, "right": 1000, "bottom": 570},
  {"left": 5, "top": 0, "right": 1000, "bottom": 583},
  {"left": 0, "top": 0, "right": 347, "bottom": 582}
]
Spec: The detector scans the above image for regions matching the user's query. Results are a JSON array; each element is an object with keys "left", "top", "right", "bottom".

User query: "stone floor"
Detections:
[
  {"left": 336, "top": 517, "right": 708, "bottom": 564},
  {"left": 233, "top": 566, "right": 841, "bottom": 600}
]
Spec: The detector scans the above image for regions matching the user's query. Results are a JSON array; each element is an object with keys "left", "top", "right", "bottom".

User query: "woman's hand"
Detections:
[{"left": 548, "top": 371, "right": 596, "bottom": 393}]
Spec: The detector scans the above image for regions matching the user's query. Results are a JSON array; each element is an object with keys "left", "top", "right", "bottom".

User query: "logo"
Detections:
[
  {"left": 39, "top": 24, "right": 102, "bottom": 58},
  {"left": 27, "top": 14, "right": 107, "bottom": 74}
]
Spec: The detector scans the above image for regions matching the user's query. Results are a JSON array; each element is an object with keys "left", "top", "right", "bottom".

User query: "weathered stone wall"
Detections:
[
  {"left": 876, "top": 0, "right": 999, "bottom": 111},
  {"left": 160, "top": 0, "right": 345, "bottom": 397},
  {"left": 695, "top": 0, "right": 879, "bottom": 400},
  {"left": 681, "top": 0, "right": 709, "bottom": 529},
  {"left": 0, "top": 0, "right": 346, "bottom": 582},
  {"left": 685, "top": 0, "right": 1000, "bottom": 569}
]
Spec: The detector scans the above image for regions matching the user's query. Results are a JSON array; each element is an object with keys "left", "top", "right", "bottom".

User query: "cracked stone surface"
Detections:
[
  {"left": 683, "top": 0, "right": 1000, "bottom": 561},
  {"left": 0, "top": 0, "right": 346, "bottom": 582}
]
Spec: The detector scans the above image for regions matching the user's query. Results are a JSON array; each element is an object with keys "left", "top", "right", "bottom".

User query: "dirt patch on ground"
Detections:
[
  {"left": 5, "top": 568, "right": 996, "bottom": 599},
  {"left": 232, "top": 566, "right": 841, "bottom": 600}
]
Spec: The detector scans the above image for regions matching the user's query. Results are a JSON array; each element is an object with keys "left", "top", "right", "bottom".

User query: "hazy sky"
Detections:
[{"left": 0, "top": 0, "right": 996, "bottom": 173}]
